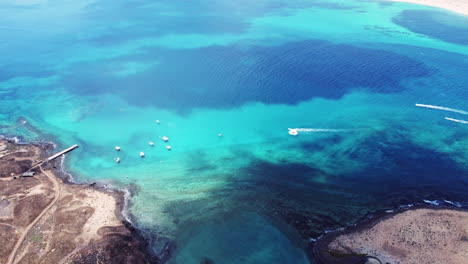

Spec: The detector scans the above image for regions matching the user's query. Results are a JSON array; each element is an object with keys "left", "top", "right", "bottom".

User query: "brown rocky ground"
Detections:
[
  {"left": 0, "top": 140, "right": 157, "bottom": 264},
  {"left": 315, "top": 208, "right": 468, "bottom": 264}
]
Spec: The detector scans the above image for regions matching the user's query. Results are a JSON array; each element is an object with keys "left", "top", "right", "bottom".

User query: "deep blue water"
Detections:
[
  {"left": 0, "top": 0, "right": 468, "bottom": 263},
  {"left": 65, "top": 40, "right": 433, "bottom": 112}
]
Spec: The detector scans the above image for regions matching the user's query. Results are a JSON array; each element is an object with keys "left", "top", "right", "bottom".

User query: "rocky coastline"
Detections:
[
  {"left": 313, "top": 205, "right": 468, "bottom": 264},
  {"left": 0, "top": 138, "right": 171, "bottom": 264}
]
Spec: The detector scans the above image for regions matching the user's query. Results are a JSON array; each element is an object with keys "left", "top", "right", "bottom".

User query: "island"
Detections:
[
  {"left": 314, "top": 208, "right": 468, "bottom": 264},
  {"left": 0, "top": 139, "right": 159, "bottom": 263}
]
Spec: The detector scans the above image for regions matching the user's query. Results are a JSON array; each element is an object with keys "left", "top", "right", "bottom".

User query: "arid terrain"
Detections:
[
  {"left": 0, "top": 140, "right": 156, "bottom": 264},
  {"left": 316, "top": 208, "right": 468, "bottom": 264}
]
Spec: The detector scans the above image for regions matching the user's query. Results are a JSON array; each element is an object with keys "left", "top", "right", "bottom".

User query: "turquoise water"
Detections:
[{"left": 1, "top": 0, "right": 468, "bottom": 263}]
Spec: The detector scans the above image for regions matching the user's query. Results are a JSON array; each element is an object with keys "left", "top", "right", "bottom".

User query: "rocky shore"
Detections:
[
  {"left": 0, "top": 139, "right": 167, "bottom": 264},
  {"left": 314, "top": 206, "right": 468, "bottom": 264}
]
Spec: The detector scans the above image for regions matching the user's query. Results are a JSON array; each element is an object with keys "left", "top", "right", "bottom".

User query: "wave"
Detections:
[
  {"left": 415, "top": 103, "right": 468, "bottom": 115},
  {"left": 398, "top": 203, "right": 415, "bottom": 209},
  {"left": 422, "top": 199, "right": 441, "bottom": 206},
  {"left": 58, "top": 155, "right": 76, "bottom": 182},
  {"left": 422, "top": 199, "right": 465, "bottom": 207},
  {"left": 445, "top": 117, "right": 468, "bottom": 124},
  {"left": 443, "top": 200, "right": 463, "bottom": 208}
]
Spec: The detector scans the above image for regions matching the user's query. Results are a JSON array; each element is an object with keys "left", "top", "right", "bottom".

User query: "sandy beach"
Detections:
[
  {"left": 317, "top": 208, "right": 468, "bottom": 264},
  {"left": 387, "top": 0, "right": 468, "bottom": 15}
]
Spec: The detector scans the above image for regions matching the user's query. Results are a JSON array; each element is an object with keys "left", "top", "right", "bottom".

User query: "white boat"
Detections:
[
  {"left": 218, "top": 133, "right": 223, "bottom": 137},
  {"left": 166, "top": 146, "right": 172, "bottom": 150},
  {"left": 149, "top": 141, "right": 154, "bottom": 146},
  {"left": 140, "top": 152, "right": 145, "bottom": 157},
  {"left": 115, "top": 146, "right": 121, "bottom": 151},
  {"left": 156, "top": 120, "right": 161, "bottom": 124},
  {"left": 115, "top": 157, "right": 121, "bottom": 163},
  {"left": 288, "top": 129, "right": 299, "bottom": 136},
  {"left": 162, "top": 136, "right": 169, "bottom": 142}
]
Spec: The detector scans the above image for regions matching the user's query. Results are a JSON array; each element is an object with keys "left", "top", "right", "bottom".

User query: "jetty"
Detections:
[{"left": 32, "top": 144, "right": 79, "bottom": 168}]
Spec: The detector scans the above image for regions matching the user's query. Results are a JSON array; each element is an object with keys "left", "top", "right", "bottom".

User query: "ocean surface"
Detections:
[{"left": 1, "top": 0, "right": 468, "bottom": 263}]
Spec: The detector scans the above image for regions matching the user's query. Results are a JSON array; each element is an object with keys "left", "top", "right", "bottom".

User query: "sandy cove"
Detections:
[
  {"left": 387, "top": 0, "right": 468, "bottom": 15},
  {"left": 0, "top": 139, "right": 165, "bottom": 264}
]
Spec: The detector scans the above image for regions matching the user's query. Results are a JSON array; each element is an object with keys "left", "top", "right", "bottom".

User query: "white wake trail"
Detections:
[
  {"left": 288, "top": 128, "right": 356, "bottom": 135},
  {"left": 445, "top": 117, "right": 468, "bottom": 124},
  {"left": 415, "top": 104, "right": 468, "bottom": 115}
]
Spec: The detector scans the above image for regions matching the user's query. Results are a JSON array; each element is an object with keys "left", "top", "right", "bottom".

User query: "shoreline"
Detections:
[
  {"left": 43, "top": 141, "right": 174, "bottom": 263},
  {"left": 0, "top": 135, "right": 135, "bottom": 225},
  {"left": 386, "top": 0, "right": 468, "bottom": 15},
  {"left": 0, "top": 136, "right": 172, "bottom": 263},
  {"left": 1, "top": 134, "right": 139, "bottom": 231},
  {"left": 313, "top": 204, "right": 468, "bottom": 264},
  {"left": 4, "top": 134, "right": 468, "bottom": 264}
]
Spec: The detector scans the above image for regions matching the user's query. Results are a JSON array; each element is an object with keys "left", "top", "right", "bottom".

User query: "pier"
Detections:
[{"left": 32, "top": 144, "right": 79, "bottom": 168}]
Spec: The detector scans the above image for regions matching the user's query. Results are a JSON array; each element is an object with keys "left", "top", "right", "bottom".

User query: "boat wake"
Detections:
[
  {"left": 288, "top": 128, "right": 356, "bottom": 136},
  {"left": 445, "top": 117, "right": 468, "bottom": 124},
  {"left": 415, "top": 104, "right": 468, "bottom": 115}
]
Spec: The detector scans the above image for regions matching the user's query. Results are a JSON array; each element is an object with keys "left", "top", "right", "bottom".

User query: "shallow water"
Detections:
[{"left": 1, "top": 0, "right": 468, "bottom": 263}]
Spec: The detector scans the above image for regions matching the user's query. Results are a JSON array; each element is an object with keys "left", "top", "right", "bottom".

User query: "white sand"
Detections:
[
  {"left": 387, "top": 0, "right": 468, "bottom": 15},
  {"left": 77, "top": 188, "right": 122, "bottom": 240}
]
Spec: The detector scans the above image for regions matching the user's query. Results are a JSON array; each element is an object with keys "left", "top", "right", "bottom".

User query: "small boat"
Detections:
[
  {"left": 288, "top": 129, "right": 298, "bottom": 136},
  {"left": 156, "top": 120, "right": 161, "bottom": 124},
  {"left": 218, "top": 133, "right": 223, "bottom": 137},
  {"left": 140, "top": 152, "right": 145, "bottom": 157},
  {"left": 115, "top": 157, "right": 121, "bottom": 163},
  {"left": 115, "top": 146, "right": 121, "bottom": 151},
  {"left": 166, "top": 146, "right": 172, "bottom": 150},
  {"left": 162, "top": 136, "right": 169, "bottom": 142},
  {"left": 149, "top": 141, "right": 154, "bottom": 146}
]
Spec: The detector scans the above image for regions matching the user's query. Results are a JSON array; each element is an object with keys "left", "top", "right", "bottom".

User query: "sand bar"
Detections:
[{"left": 387, "top": 0, "right": 468, "bottom": 15}]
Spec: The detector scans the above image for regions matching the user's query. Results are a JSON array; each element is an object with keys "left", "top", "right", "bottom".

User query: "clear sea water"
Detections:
[{"left": 1, "top": 0, "right": 468, "bottom": 263}]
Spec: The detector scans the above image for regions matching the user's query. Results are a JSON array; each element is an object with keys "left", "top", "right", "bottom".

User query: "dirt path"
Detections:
[
  {"left": 0, "top": 223, "right": 19, "bottom": 230},
  {"left": 6, "top": 165, "right": 61, "bottom": 264}
]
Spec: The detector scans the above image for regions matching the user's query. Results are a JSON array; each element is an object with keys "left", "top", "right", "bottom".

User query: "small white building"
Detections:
[{"left": 21, "top": 171, "right": 35, "bottom": 177}]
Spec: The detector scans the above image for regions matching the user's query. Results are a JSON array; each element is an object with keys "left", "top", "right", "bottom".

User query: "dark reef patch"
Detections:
[
  {"left": 393, "top": 10, "right": 468, "bottom": 45},
  {"left": 161, "top": 130, "right": 468, "bottom": 263},
  {"left": 246, "top": 134, "right": 468, "bottom": 259},
  {"left": 299, "top": 135, "right": 344, "bottom": 153},
  {"left": 64, "top": 40, "right": 432, "bottom": 112}
]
